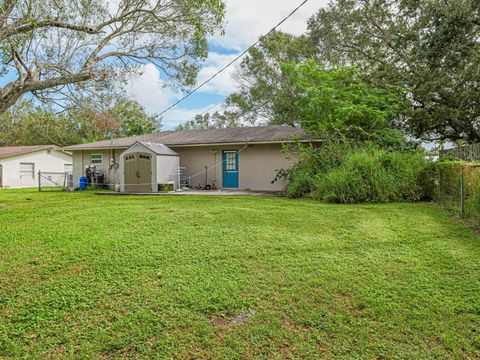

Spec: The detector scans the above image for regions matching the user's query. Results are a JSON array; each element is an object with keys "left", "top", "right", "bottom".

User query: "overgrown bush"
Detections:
[
  {"left": 283, "top": 145, "right": 431, "bottom": 203},
  {"left": 312, "top": 149, "right": 428, "bottom": 203},
  {"left": 277, "top": 142, "right": 353, "bottom": 198},
  {"left": 275, "top": 61, "right": 428, "bottom": 203},
  {"left": 285, "top": 167, "right": 315, "bottom": 198}
]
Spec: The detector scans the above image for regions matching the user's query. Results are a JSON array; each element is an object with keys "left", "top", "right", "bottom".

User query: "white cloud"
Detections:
[
  {"left": 196, "top": 52, "right": 239, "bottom": 95},
  {"left": 212, "top": 0, "right": 327, "bottom": 50},
  {"left": 124, "top": 63, "right": 180, "bottom": 113}
]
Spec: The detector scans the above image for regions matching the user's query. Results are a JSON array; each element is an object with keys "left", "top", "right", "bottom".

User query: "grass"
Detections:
[{"left": 0, "top": 189, "right": 479, "bottom": 359}]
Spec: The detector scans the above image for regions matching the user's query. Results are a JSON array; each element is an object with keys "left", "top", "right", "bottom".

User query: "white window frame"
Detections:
[
  {"left": 91, "top": 154, "right": 103, "bottom": 165},
  {"left": 20, "top": 162, "right": 35, "bottom": 178},
  {"left": 224, "top": 151, "right": 237, "bottom": 171}
]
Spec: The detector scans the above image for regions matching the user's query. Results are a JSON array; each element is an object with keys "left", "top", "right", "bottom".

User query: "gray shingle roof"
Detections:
[
  {"left": 63, "top": 125, "right": 315, "bottom": 151},
  {"left": 0, "top": 145, "right": 58, "bottom": 159},
  {"left": 135, "top": 142, "right": 178, "bottom": 156}
]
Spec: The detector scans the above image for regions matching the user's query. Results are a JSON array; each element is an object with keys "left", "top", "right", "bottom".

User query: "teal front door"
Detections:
[{"left": 222, "top": 150, "right": 239, "bottom": 188}]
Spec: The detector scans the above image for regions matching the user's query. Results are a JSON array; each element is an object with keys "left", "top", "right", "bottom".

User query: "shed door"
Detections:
[{"left": 124, "top": 153, "right": 152, "bottom": 192}]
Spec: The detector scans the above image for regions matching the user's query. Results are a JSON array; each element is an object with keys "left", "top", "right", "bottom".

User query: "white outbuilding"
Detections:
[
  {"left": 119, "top": 142, "right": 180, "bottom": 193},
  {"left": 0, "top": 145, "right": 72, "bottom": 189}
]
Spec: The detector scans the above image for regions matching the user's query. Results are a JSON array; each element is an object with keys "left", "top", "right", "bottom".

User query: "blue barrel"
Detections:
[{"left": 79, "top": 176, "right": 87, "bottom": 190}]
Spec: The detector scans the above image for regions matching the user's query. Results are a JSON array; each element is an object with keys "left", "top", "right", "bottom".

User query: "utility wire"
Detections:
[{"left": 158, "top": 0, "right": 310, "bottom": 117}]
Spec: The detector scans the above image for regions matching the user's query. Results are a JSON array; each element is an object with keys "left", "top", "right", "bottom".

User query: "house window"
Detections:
[
  {"left": 91, "top": 154, "right": 103, "bottom": 164},
  {"left": 225, "top": 152, "right": 237, "bottom": 171},
  {"left": 20, "top": 162, "right": 35, "bottom": 178}
]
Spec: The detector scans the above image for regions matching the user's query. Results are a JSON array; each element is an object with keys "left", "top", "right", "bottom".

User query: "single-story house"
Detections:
[
  {"left": 63, "top": 125, "right": 316, "bottom": 192},
  {"left": 0, "top": 145, "right": 73, "bottom": 189}
]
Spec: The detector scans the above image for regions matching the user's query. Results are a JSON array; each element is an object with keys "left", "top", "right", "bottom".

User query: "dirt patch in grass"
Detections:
[
  {"left": 334, "top": 290, "right": 367, "bottom": 314},
  {"left": 209, "top": 310, "right": 256, "bottom": 328},
  {"left": 61, "top": 262, "right": 87, "bottom": 277}
]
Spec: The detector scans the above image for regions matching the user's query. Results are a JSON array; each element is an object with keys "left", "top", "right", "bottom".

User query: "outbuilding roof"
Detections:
[
  {"left": 133, "top": 142, "right": 179, "bottom": 156},
  {"left": 0, "top": 145, "right": 58, "bottom": 159},
  {"left": 63, "top": 125, "right": 315, "bottom": 151}
]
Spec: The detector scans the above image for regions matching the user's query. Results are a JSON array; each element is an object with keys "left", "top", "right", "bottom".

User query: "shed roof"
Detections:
[
  {"left": 0, "top": 145, "right": 58, "bottom": 159},
  {"left": 64, "top": 125, "right": 315, "bottom": 151},
  {"left": 134, "top": 142, "right": 178, "bottom": 156}
]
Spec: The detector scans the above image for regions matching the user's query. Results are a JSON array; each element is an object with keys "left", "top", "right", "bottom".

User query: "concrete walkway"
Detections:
[{"left": 95, "top": 189, "right": 281, "bottom": 197}]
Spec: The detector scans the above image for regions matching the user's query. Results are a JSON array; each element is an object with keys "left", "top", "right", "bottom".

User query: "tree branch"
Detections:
[
  {"left": 0, "top": 71, "right": 93, "bottom": 114},
  {"left": 1, "top": 19, "right": 99, "bottom": 41}
]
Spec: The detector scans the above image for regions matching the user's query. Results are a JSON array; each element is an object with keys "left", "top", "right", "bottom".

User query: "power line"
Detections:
[{"left": 158, "top": 0, "right": 310, "bottom": 117}]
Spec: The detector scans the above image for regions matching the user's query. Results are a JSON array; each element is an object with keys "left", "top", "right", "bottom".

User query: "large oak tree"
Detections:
[
  {"left": 309, "top": 0, "right": 480, "bottom": 142},
  {"left": 225, "top": 30, "right": 316, "bottom": 126},
  {"left": 0, "top": 0, "right": 225, "bottom": 115}
]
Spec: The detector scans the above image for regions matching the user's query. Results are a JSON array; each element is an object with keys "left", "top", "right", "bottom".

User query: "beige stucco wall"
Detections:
[
  {"left": 0, "top": 150, "right": 72, "bottom": 189},
  {"left": 171, "top": 143, "right": 293, "bottom": 191},
  {"left": 72, "top": 149, "right": 121, "bottom": 189},
  {"left": 71, "top": 143, "right": 294, "bottom": 191}
]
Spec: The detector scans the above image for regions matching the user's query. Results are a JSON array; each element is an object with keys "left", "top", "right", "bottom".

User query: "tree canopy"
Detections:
[
  {"left": 176, "top": 111, "right": 241, "bottom": 130},
  {"left": 0, "top": 0, "right": 225, "bottom": 115},
  {"left": 283, "top": 60, "right": 407, "bottom": 146},
  {"left": 0, "top": 95, "right": 162, "bottom": 146},
  {"left": 225, "top": 30, "right": 316, "bottom": 126},
  {"left": 309, "top": 0, "right": 480, "bottom": 142}
]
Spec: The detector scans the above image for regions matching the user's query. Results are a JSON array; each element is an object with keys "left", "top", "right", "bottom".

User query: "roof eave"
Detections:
[
  {"left": 168, "top": 139, "right": 319, "bottom": 148},
  {"left": 62, "top": 145, "right": 129, "bottom": 151},
  {"left": 64, "top": 138, "right": 319, "bottom": 152},
  {"left": 0, "top": 146, "right": 58, "bottom": 160}
]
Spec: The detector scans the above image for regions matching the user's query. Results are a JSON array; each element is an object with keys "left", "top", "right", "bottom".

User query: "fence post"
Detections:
[
  {"left": 460, "top": 166, "right": 465, "bottom": 218},
  {"left": 38, "top": 171, "right": 41, "bottom": 192}
]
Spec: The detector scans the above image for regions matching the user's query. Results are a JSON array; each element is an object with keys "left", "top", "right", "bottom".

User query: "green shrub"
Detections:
[
  {"left": 380, "top": 151, "right": 431, "bottom": 201},
  {"left": 281, "top": 140, "right": 431, "bottom": 204},
  {"left": 282, "top": 142, "right": 353, "bottom": 198},
  {"left": 284, "top": 167, "right": 314, "bottom": 198},
  {"left": 309, "top": 148, "right": 429, "bottom": 203},
  {"left": 313, "top": 151, "right": 388, "bottom": 203}
]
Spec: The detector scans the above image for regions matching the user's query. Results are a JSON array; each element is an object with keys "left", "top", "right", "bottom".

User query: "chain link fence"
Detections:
[
  {"left": 437, "top": 144, "right": 480, "bottom": 222},
  {"left": 38, "top": 171, "right": 70, "bottom": 191}
]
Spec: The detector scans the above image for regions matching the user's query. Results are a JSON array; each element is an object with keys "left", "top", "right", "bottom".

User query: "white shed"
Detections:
[{"left": 119, "top": 142, "right": 179, "bottom": 193}]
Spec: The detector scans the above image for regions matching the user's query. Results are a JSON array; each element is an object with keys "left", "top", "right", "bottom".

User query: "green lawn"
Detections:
[{"left": 0, "top": 190, "right": 479, "bottom": 359}]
